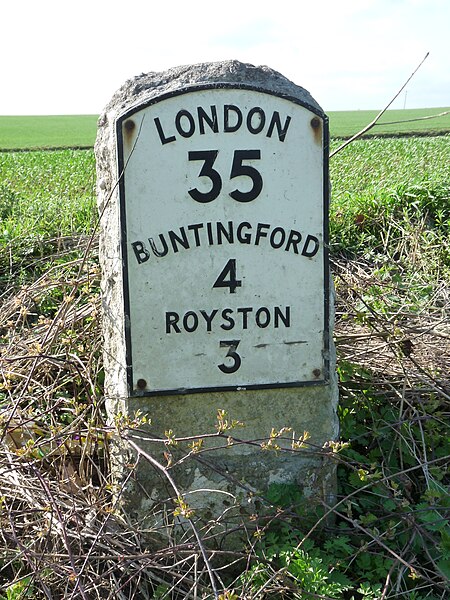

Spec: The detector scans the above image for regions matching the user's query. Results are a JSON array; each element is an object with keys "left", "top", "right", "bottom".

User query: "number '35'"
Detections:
[{"left": 188, "top": 150, "right": 262, "bottom": 203}]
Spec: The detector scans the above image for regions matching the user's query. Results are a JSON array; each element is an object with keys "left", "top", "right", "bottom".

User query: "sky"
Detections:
[{"left": 1, "top": 0, "right": 448, "bottom": 115}]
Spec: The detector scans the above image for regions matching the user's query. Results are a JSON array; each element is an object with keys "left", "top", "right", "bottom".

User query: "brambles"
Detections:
[{"left": 0, "top": 135, "right": 448, "bottom": 597}]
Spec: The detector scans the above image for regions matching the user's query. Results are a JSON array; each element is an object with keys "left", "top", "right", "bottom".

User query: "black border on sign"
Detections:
[{"left": 116, "top": 83, "right": 330, "bottom": 397}]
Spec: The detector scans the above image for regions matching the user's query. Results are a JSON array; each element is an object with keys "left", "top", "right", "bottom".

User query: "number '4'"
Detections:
[{"left": 213, "top": 259, "right": 242, "bottom": 294}]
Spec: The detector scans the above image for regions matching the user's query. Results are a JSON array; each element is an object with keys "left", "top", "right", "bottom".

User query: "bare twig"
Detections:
[
  {"left": 330, "top": 52, "right": 429, "bottom": 157},
  {"left": 124, "top": 436, "right": 220, "bottom": 600}
]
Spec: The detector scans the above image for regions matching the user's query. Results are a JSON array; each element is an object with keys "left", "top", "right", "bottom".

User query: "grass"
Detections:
[
  {"left": 0, "top": 108, "right": 449, "bottom": 150},
  {"left": 0, "top": 150, "right": 96, "bottom": 292},
  {"left": 0, "top": 136, "right": 448, "bottom": 598},
  {"left": 2, "top": 138, "right": 448, "bottom": 265},
  {"left": 329, "top": 136, "right": 450, "bottom": 256},
  {"left": 0, "top": 150, "right": 95, "bottom": 238}
]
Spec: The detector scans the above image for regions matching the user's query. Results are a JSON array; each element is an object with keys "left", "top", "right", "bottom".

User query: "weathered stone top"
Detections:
[
  {"left": 95, "top": 60, "right": 324, "bottom": 205},
  {"left": 97, "top": 60, "right": 323, "bottom": 126}
]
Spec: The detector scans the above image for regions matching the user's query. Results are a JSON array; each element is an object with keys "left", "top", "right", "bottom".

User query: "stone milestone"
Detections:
[{"left": 95, "top": 60, "right": 338, "bottom": 544}]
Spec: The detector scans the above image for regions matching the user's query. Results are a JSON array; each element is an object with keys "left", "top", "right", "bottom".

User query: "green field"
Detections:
[
  {"left": 328, "top": 106, "right": 450, "bottom": 137},
  {"left": 0, "top": 107, "right": 449, "bottom": 149},
  {"left": 0, "top": 114, "right": 98, "bottom": 150}
]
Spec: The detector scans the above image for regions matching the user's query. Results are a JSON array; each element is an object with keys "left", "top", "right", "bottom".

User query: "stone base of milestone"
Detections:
[{"left": 95, "top": 60, "right": 339, "bottom": 548}]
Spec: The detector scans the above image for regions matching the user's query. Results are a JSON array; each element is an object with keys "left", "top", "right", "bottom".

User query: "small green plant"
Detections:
[
  {"left": 0, "top": 577, "right": 34, "bottom": 600},
  {"left": 238, "top": 344, "right": 449, "bottom": 598}
]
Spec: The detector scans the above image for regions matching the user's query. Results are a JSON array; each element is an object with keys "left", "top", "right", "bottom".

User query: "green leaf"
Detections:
[{"left": 436, "top": 558, "right": 450, "bottom": 580}]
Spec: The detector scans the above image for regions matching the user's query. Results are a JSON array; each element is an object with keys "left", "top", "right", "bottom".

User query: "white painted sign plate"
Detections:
[{"left": 117, "top": 86, "right": 329, "bottom": 396}]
